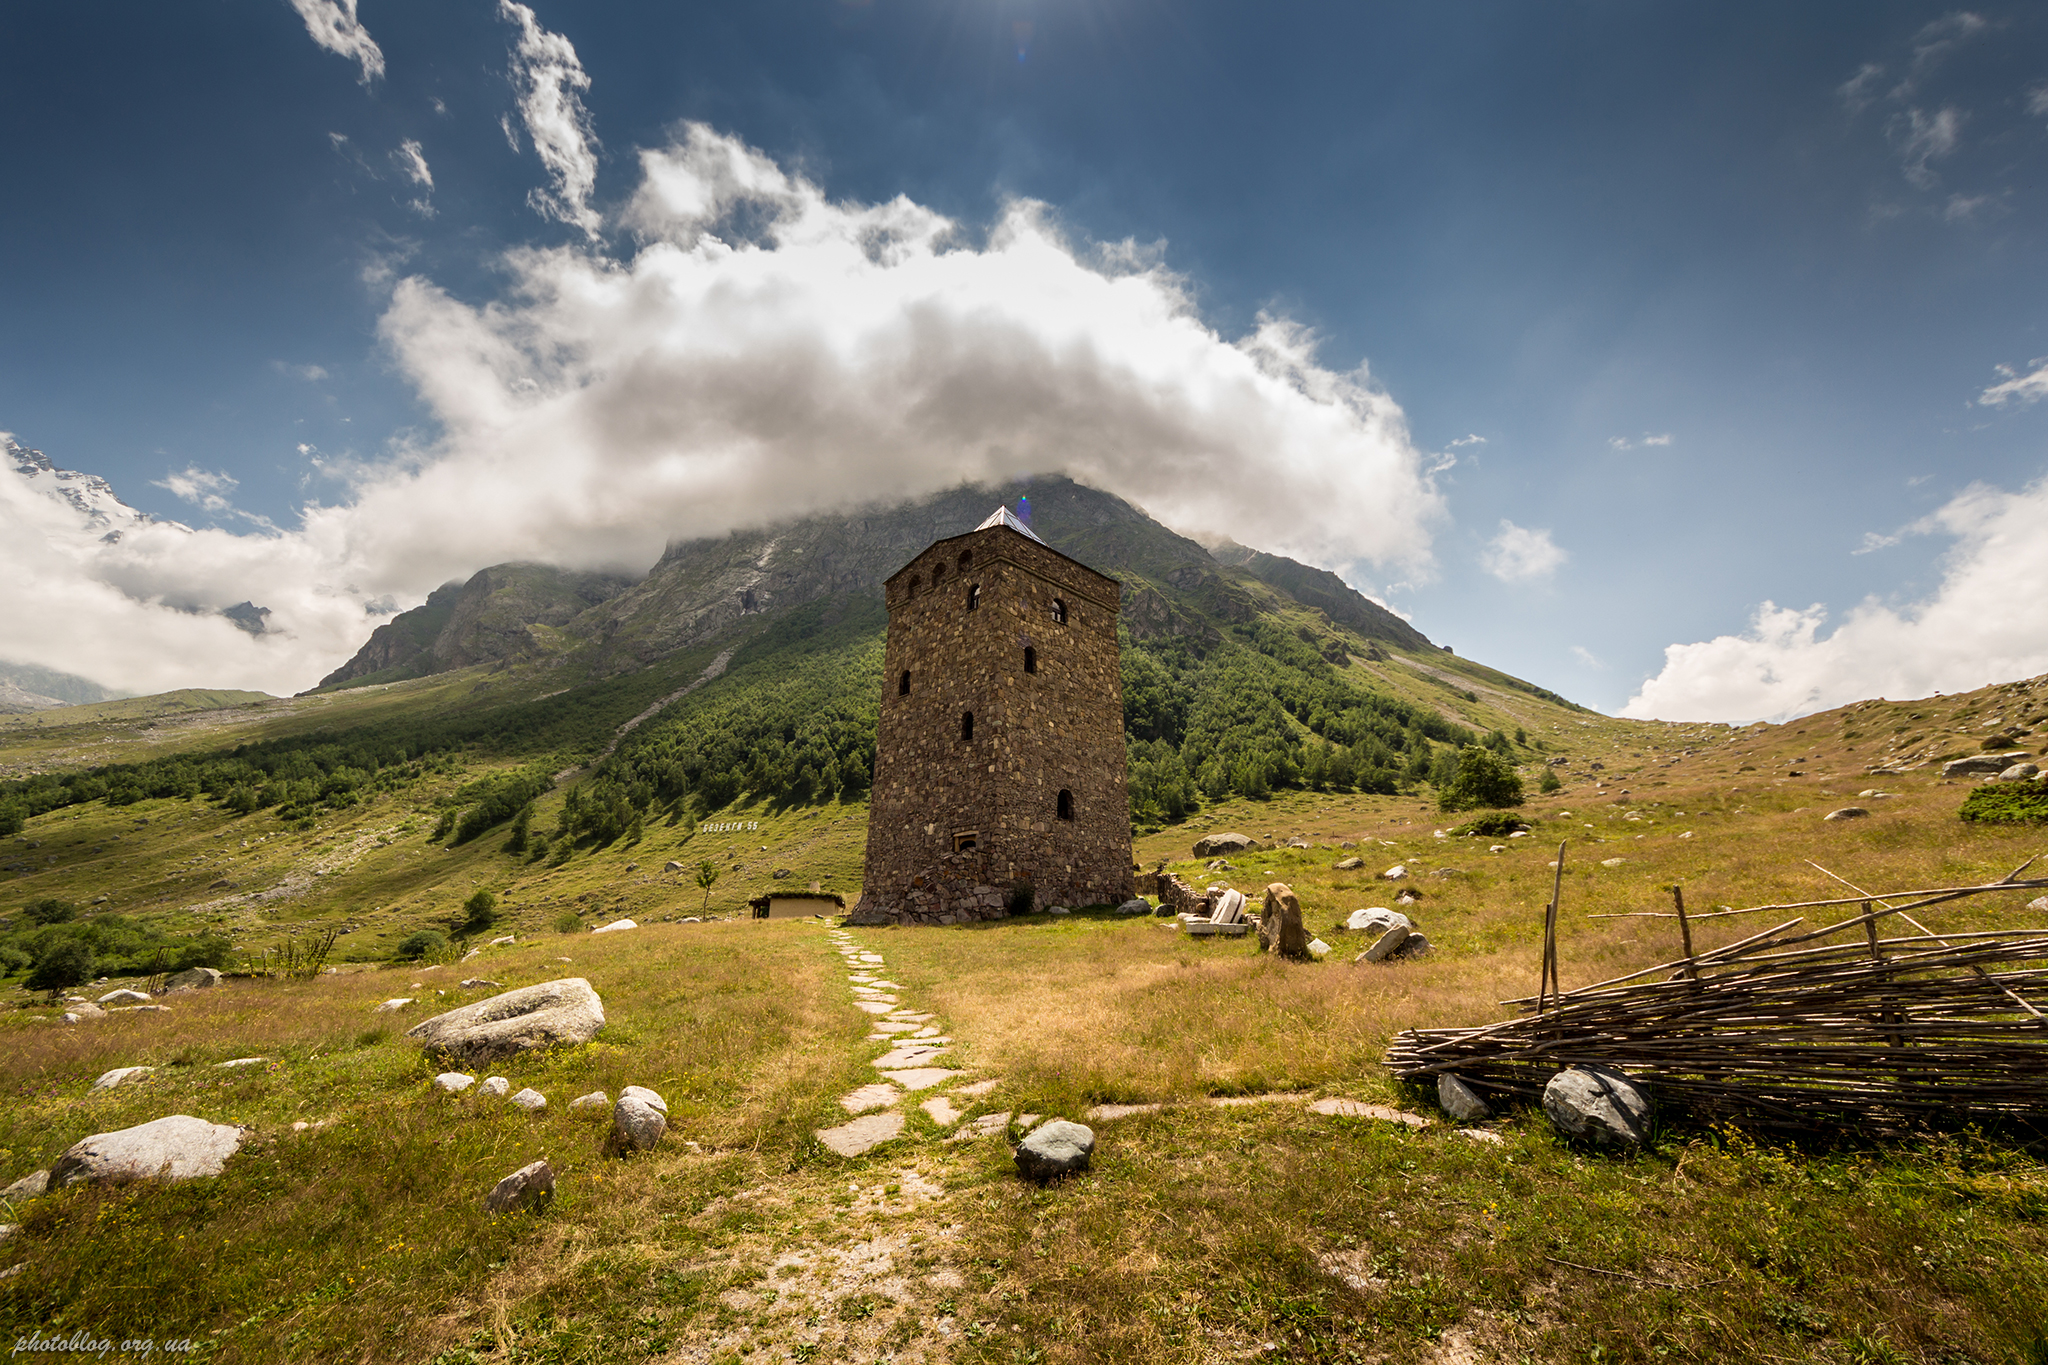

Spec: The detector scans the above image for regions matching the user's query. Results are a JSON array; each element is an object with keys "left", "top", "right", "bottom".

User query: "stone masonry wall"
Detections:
[{"left": 856, "top": 521, "right": 1132, "bottom": 924}]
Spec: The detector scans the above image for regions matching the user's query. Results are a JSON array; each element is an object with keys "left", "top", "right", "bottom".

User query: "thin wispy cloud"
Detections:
[
  {"left": 1980, "top": 358, "right": 2048, "bottom": 406},
  {"left": 498, "top": 1, "right": 602, "bottom": 240},
  {"left": 1894, "top": 105, "right": 1965, "bottom": 189},
  {"left": 1608, "top": 432, "right": 1672, "bottom": 451},
  {"left": 1480, "top": 521, "right": 1566, "bottom": 583},
  {"left": 271, "top": 361, "right": 328, "bottom": 382},
  {"left": 1838, "top": 63, "right": 1886, "bottom": 114},
  {"left": 1449, "top": 434, "right": 1486, "bottom": 447},
  {"left": 288, "top": 0, "right": 384, "bottom": 84},
  {"left": 392, "top": 139, "right": 435, "bottom": 217},
  {"left": 1571, "top": 645, "right": 1604, "bottom": 669}
]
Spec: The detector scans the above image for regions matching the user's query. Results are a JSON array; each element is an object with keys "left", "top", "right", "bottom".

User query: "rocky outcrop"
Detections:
[{"left": 405, "top": 978, "right": 605, "bottom": 1064}]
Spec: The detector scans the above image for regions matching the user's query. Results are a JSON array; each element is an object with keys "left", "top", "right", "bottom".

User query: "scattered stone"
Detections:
[
  {"left": 433, "top": 1072, "right": 476, "bottom": 1093},
  {"left": 1394, "top": 933, "right": 1432, "bottom": 958},
  {"left": 854, "top": 1000, "right": 896, "bottom": 1014},
  {"left": 375, "top": 998, "right": 415, "bottom": 1013},
  {"left": 1308, "top": 1099, "right": 1429, "bottom": 1126},
  {"left": 816, "top": 1110, "right": 904, "bottom": 1157},
  {"left": 1334, "top": 856, "right": 1365, "bottom": 870},
  {"left": 1116, "top": 898, "right": 1152, "bottom": 916},
  {"left": 95, "top": 989, "right": 151, "bottom": 1006},
  {"left": 1437, "top": 1074, "right": 1491, "bottom": 1122},
  {"left": 1338, "top": 840, "right": 1358, "bottom": 849},
  {"left": 1307, "top": 937, "right": 1332, "bottom": 959},
  {"left": 921, "top": 1096, "right": 964, "bottom": 1127},
  {"left": 1345, "top": 906, "right": 1410, "bottom": 936},
  {"left": 1045, "top": 906, "right": 1069, "bottom": 916},
  {"left": 1432, "top": 867, "right": 1463, "bottom": 879},
  {"left": 92, "top": 1066, "right": 155, "bottom": 1091},
  {"left": 481, "top": 1076, "right": 511, "bottom": 1098},
  {"left": 1943, "top": 753, "right": 2028, "bottom": 779},
  {"left": 1394, "top": 889, "right": 1421, "bottom": 905},
  {"left": 214, "top": 1057, "right": 267, "bottom": 1069},
  {"left": 1259, "top": 883, "right": 1311, "bottom": 960},
  {"left": 109, "top": 1005, "right": 172, "bottom": 1014},
  {"left": 1999, "top": 762, "right": 2041, "bottom": 782},
  {"left": 1357, "top": 925, "right": 1410, "bottom": 964},
  {"left": 1457, "top": 1127, "right": 1505, "bottom": 1145},
  {"left": 490, "top": 935, "right": 517, "bottom": 947},
  {"left": 406, "top": 978, "right": 605, "bottom": 1064},
  {"left": 483, "top": 1158, "right": 554, "bottom": 1214},
  {"left": 622, "top": 1085, "right": 668, "bottom": 1114},
  {"left": 509, "top": 1088, "right": 547, "bottom": 1111},
  {"left": 665, "top": 860, "right": 685, "bottom": 873},
  {"left": 609, "top": 1094, "right": 667, "bottom": 1153},
  {"left": 1015, "top": 1120, "right": 1095, "bottom": 1182},
  {"left": 0, "top": 1170, "right": 50, "bottom": 1201},
  {"left": 460, "top": 979, "right": 503, "bottom": 989},
  {"left": 1823, "top": 807, "right": 1870, "bottom": 821},
  {"left": 2031, "top": 896, "right": 2048, "bottom": 914},
  {"left": 591, "top": 919, "right": 637, "bottom": 934},
  {"left": 1600, "top": 858, "right": 1626, "bottom": 868},
  {"left": 460, "top": 949, "right": 481, "bottom": 963},
  {"left": 158, "top": 967, "right": 222, "bottom": 994},
  {"left": 1381, "top": 864, "right": 1408, "bottom": 880},
  {"left": 1542, "top": 1064, "right": 1651, "bottom": 1147},
  {"left": 51, "top": 1115, "right": 245, "bottom": 1187},
  {"left": 1489, "top": 844, "right": 1506, "bottom": 853},
  {"left": 570, "top": 1091, "right": 610, "bottom": 1115},
  {"left": 1192, "top": 832, "right": 1260, "bottom": 857},
  {"left": 61, "top": 1003, "right": 106, "bottom": 1024}
]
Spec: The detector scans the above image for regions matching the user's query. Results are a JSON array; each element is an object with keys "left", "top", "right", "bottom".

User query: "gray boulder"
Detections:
[
  {"left": 92, "top": 1066, "right": 155, "bottom": 1091},
  {"left": 433, "top": 1072, "right": 476, "bottom": 1093},
  {"left": 609, "top": 1094, "right": 667, "bottom": 1154},
  {"left": 1541, "top": 1065, "right": 1651, "bottom": 1147},
  {"left": 1999, "top": 762, "right": 2041, "bottom": 781},
  {"left": 1116, "top": 898, "right": 1152, "bottom": 916},
  {"left": 1823, "top": 807, "right": 1870, "bottom": 821},
  {"left": 481, "top": 1076, "right": 511, "bottom": 1097},
  {"left": 1334, "top": 857, "right": 1364, "bottom": 871},
  {"left": 509, "top": 1088, "right": 548, "bottom": 1111},
  {"left": 1943, "top": 753, "right": 2028, "bottom": 779},
  {"left": 95, "top": 989, "right": 151, "bottom": 1006},
  {"left": 1345, "top": 907, "right": 1412, "bottom": 936},
  {"left": 621, "top": 1085, "right": 669, "bottom": 1115},
  {"left": 1357, "top": 925, "right": 1410, "bottom": 964},
  {"left": 158, "top": 967, "right": 222, "bottom": 995},
  {"left": 0, "top": 1170, "right": 49, "bottom": 1201},
  {"left": 1392, "top": 932, "right": 1432, "bottom": 958},
  {"left": 1437, "top": 1074, "right": 1491, "bottom": 1122},
  {"left": 405, "top": 978, "right": 605, "bottom": 1065},
  {"left": 1192, "top": 832, "right": 1259, "bottom": 858},
  {"left": 1015, "top": 1119, "right": 1095, "bottom": 1182},
  {"left": 50, "top": 1115, "right": 245, "bottom": 1186},
  {"left": 483, "top": 1159, "right": 554, "bottom": 1214},
  {"left": 570, "top": 1091, "right": 610, "bottom": 1115}
]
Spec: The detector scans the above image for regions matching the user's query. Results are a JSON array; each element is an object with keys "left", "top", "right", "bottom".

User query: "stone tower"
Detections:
[{"left": 852, "top": 506, "right": 1130, "bottom": 924}]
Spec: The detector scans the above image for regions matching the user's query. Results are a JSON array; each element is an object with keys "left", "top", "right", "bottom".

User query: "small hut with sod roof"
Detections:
[{"left": 851, "top": 505, "right": 1132, "bottom": 925}]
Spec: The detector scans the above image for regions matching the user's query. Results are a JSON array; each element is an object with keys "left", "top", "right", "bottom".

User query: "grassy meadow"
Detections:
[{"left": 0, "top": 672, "right": 2045, "bottom": 1362}]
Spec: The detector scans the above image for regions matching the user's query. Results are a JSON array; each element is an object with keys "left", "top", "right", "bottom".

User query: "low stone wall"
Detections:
[
  {"left": 855, "top": 851, "right": 1138, "bottom": 926},
  {"left": 1157, "top": 872, "right": 1213, "bottom": 918}
]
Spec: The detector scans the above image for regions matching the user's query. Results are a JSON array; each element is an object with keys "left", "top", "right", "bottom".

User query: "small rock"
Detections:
[
  {"left": 1381, "top": 864, "right": 1408, "bottom": 880},
  {"left": 1600, "top": 858, "right": 1626, "bottom": 868},
  {"left": 1015, "top": 1119, "right": 1095, "bottom": 1182},
  {"left": 1392, "top": 932, "right": 1432, "bottom": 958},
  {"left": 1542, "top": 1064, "right": 1651, "bottom": 1147},
  {"left": 95, "top": 989, "right": 152, "bottom": 1006},
  {"left": 591, "top": 919, "right": 637, "bottom": 934},
  {"left": 158, "top": 966, "right": 222, "bottom": 995},
  {"left": 1394, "top": 889, "right": 1421, "bottom": 905},
  {"left": 0, "top": 1170, "right": 50, "bottom": 1201},
  {"left": 375, "top": 998, "right": 415, "bottom": 1013},
  {"left": 459, "top": 979, "right": 503, "bottom": 989},
  {"left": 1345, "top": 907, "right": 1412, "bottom": 936},
  {"left": 490, "top": 935, "right": 517, "bottom": 946},
  {"left": 61, "top": 1003, "right": 106, "bottom": 1024},
  {"left": 509, "top": 1088, "right": 547, "bottom": 1111},
  {"left": 433, "top": 1072, "right": 476, "bottom": 1093},
  {"left": 1116, "top": 898, "right": 1152, "bottom": 916},
  {"left": 570, "top": 1091, "right": 610, "bottom": 1115},
  {"left": 1334, "top": 856, "right": 1364, "bottom": 871},
  {"left": 621, "top": 1085, "right": 668, "bottom": 1115},
  {"left": 610, "top": 1094, "right": 667, "bottom": 1153},
  {"left": 483, "top": 1158, "right": 555, "bottom": 1214},
  {"left": 1437, "top": 1074, "right": 1491, "bottom": 1122},
  {"left": 1192, "top": 831, "right": 1259, "bottom": 857},
  {"left": 460, "top": 949, "right": 481, "bottom": 963},
  {"left": 1489, "top": 844, "right": 1506, "bottom": 853},
  {"left": 1338, "top": 840, "right": 1358, "bottom": 849},
  {"left": 1998, "top": 762, "right": 2041, "bottom": 781},
  {"left": 92, "top": 1066, "right": 156, "bottom": 1091},
  {"left": 481, "top": 1076, "right": 511, "bottom": 1097},
  {"left": 1357, "top": 925, "right": 1409, "bottom": 963},
  {"left": 51, "top": 1115, "right": 245, "bottom": 1187},
  {"left": 2030, "top": 896, "right": 2048, "bottom": 914},
  {"left": 1046, "top": 906, "right": 1069, "bottom": 916},
  {"left": 1306, "top": 937, "right": 1332, "bottom": 960},
  {"left": 1823, "top": 807, "right": 1870, "bottom": 821},
  {"left": 214, "top": 1057, "right": 267, "bottom": 1069},
  {"left": 665, "top": 860, "right": 685, "bottom": 873}
]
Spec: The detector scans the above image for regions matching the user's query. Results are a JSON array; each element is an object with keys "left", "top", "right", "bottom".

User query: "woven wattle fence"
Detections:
[{"left": 1384, "top": 851, "right": 2048, "bottom": 1129}]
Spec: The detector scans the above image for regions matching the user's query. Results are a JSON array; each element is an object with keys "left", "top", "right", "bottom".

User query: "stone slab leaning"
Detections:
[{"left": 405, "top": 978, "right": 605, "bottom": 1066}]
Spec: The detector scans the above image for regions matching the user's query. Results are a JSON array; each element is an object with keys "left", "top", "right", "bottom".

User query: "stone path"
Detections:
[{"left": 815, "top": 929, "right": 1009, "bottom": 1158}]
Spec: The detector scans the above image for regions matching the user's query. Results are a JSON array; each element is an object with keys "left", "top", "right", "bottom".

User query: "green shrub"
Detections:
[
  {"left": 21, "top": 897, "right": 76, "bottom": 926},
  {"left": 1445, "top": 811, "right": 1529, "bottom": 837},
  {"left": 1437, "top": 746, "right": 1526, "bottom": 813},
  {"left": 221, "top": 784, "right": 259, "bottom": 815},
  {"left": 27, "top": 938, "right": 94, "bottom": 993},
  {"left": 1959, "top": 777, "right": 2048, "bottom": 825},
  {"left": 459, "top": 890, "right": 497, "bottom": 936},
  {"left": 1539, "top": 767, "right": 1562, "bottom": 794},
  {"left": 552, "top": 910, "right": 584, "bottom": 934},
  {"left": 0, "top": 945, "right": 30, "bottom": 976},
  {"left": 397, "top": 929, "right": 448, "bottom": 960}
]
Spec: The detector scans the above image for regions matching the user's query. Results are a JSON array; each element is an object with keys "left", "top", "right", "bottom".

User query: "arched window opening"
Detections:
[
  {"left": 898, "top": 670, "right": 911, "bottom": 696},
  {"left": 961, "top": 710, "right": 975, "bottom": 742},
  {"left": 1023, "top": 646, "right": 1037, "bottom": 674},
  {"left": 953, "top": 830, "right": 978, "bottom": 853},
  {"left": 966, "top": 584, "right": 980, "bottom": 611},
  {"left": 907, "top": 575, "right": 922, "bottom": 599},
  {"left": 958, "top": 550, "right": 974, "bottom": 569},
  {"left": 932, "top": 562, "right": 946, "bottom": 585},
  {"left": 1056, "top": 789, "right": 1074, "bottom": 821},
  {"left": 1050, "top": 597, "right": 1067, "bottom": 624}
]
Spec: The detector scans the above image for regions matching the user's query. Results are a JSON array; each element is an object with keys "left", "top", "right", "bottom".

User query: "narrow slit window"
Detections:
[
  {"left": 961, "top": 710, "right": 975, "bottom": 742},
  {"left": 898, "top": 669, "right": 911, "bottom": 696},
  {"left": 966, "top": 584, "right": 980, "bottom": 611},
  {"left": 1050, "top": 597, "right": 1067, "bottom": 624},
  {"left": 953, "top": 831, "right": 978, "bottom": 853},
  {"left": 1056, "top": 789, "right": 1074, "bottom": 821},
  {"left": 1023, "top": 646, "right": 1037, "bottom": 674}
]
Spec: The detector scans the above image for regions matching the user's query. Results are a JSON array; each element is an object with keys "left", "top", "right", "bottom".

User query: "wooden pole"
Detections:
[
  {"left": 1673, "top": 884, "right": 1699, "bottom": 982},
  {"left": 1539, "top": 842, "right": 1567, "bottom": 1014}
]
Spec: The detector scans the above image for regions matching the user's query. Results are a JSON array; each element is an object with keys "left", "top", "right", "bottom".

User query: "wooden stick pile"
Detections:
[{"left": 1385, "top": 852, "right": 2048, "bottom": 1128}]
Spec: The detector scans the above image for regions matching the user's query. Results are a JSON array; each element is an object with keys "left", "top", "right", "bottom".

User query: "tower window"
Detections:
[
  {"left": 1023, "top": 646, "right": 1037, "bottom": 674},
  {"left": 907, "top": 574, "right": 922, "bottom": 599},
  {"left": 1056, "top": 789, "right": 1074, "bottom": 821},
  {"left": 898, "top": 669, "right": 911, "bottom": 696},
  {"left": 959, "top": 550, "right": 973, "bottom": 569},
  {"left": 932, "top": 562, "right": 946, "bottom": 585},
  {"left": 966, "top": 584, "right": 980, "bottom": 611},
  {"left": 953, "top": 830, "right": 978, "bottom": 852},
  {"left": 961, "top": 710, "right": 975, "bottom": 742},
  {"left": 1051, "top": 597, "right": 1067, "bottom": 624}
]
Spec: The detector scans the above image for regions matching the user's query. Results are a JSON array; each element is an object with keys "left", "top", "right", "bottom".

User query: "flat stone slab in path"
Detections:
[
  {"left": 921, "top": 1096, "right": 963, "bottom": 1127},
  {"left": 840, "top": 1083, "right": 900, "bottom": 1115},
  {"left": 878, "top": 1068, "right": 960, "bottom": 1092},
  {"left": 948, "top": 1111, "right": 1011, "bottom": 1142},
  {"left": 853, "top": 1000, "right": 896, "bottom": 1015},
  {"left": 952, "top": 1078, "right": 1001, "bottom": 1098},
  {"left": 1309, "top": 1098, "right": 1430, "bottom": 1127},
  {"left": 1210, "top": 1092, "right": 1309, "bottom": 1108},
  {"left": 816, "top": 1110, "right": 904, "bottom": 1157},
  {"left": 1086, "top": 1103, "right": 1164, "bottom": 1121},
  {"left": 872, "top": 1044, "right": 949, "bottom": 1070}
]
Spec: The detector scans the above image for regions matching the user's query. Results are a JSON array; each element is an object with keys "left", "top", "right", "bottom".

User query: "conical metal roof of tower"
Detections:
[{"left": 973, "top": 504, "right": 1045, "bottom": 545}]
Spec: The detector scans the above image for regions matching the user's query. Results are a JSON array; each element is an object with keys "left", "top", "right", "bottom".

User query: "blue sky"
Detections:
[{"left": 4, "top": 2, "right": 2047, "bottom": 716}]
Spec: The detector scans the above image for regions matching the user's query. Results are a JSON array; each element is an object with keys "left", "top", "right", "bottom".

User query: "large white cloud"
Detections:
[
  {"left": 1624, "top": 474, "right": 2048, "bottom": 723},
  {"left": 1, "top": 124, "right": 1444, "bottom": 698}
]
